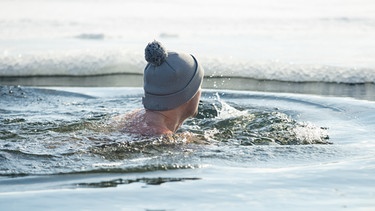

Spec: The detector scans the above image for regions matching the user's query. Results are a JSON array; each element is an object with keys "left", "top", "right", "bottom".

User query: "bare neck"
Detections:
[{"left": 145, "top": 109, "right": 185, "bottom": 134}]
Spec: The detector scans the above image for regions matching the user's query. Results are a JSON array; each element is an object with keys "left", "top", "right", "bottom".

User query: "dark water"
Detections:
[
  {"left": 0, "top": 85, "right": 330, "bottom": 176},
  {"left": 2, "top": 75, "right": 375, "bottom": 101},
  {"left": 1, "top": 85, "right": 374, "bottom": 210}
]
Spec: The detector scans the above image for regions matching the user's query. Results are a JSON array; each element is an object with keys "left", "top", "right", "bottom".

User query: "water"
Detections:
[
  {"left": 1, "top": 86, "right": 374, "bottom": 210},
  {"left": 0, "top": 86, "right": 333, "bottom": 175},
  {"left": 1, "top": 0, "right": 375, "bottom": 210}
]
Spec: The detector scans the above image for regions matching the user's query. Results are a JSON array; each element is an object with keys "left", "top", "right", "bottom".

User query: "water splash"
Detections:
[
  {"left": 184, "top": 93, "right": 330, "bottom": 145},
  {"left": 0, "top": 87, "right": 330, "bottom": 176}
]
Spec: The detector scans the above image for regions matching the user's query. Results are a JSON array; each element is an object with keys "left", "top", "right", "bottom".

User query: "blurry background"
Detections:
[{"left": 0, "top": 0, "right": 374, "bottom": 96}]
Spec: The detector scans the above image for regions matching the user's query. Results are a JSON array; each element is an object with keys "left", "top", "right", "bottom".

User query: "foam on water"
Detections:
[
  {"left": 0, "top": 86, "right": 334, "bottom": 175},
  {"left": 1, "top": 86, "right": 373, "bottom": 176},
  {"left": 1, "top": 1, "right": 375, "bottom": 208},
  {"left": 1, "top": 86, "right": 375, "bottom": 210}
]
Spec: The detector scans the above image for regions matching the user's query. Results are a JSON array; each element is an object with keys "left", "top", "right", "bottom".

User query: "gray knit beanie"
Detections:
[{"left": 142, "top": 40, "right": 204, "bottom": 111}]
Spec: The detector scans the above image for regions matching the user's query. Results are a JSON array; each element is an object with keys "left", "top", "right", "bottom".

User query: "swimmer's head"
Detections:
[{"left": 142, "top": 40, "right": 204, "bottom": 111}]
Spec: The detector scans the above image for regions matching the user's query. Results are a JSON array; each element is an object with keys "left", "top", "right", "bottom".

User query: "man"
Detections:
[{"left": 118, "top": 40, "right": 204, "bottom": 136}]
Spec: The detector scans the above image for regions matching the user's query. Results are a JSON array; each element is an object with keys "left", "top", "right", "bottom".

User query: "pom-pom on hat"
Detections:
[{"left": 142, "top": 40, "right": 204, "bottom": 111}]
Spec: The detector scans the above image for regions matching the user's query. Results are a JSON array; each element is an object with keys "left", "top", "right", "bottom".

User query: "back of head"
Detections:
[{"left": 142, "top": 41, "right": 204, "bottom": 111}]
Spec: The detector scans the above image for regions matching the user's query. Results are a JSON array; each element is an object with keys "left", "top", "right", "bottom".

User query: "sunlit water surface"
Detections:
[{"left": 0, "top": 86, "right": 374, "bottom": 210}]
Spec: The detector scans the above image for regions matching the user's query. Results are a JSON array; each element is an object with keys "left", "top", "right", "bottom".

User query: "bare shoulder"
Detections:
[
  {"left": 110, "top": 109, "right": 145, "bottom": 130},
  {"left": 112, "top": 109, "right": 165, "bottom": 136}
]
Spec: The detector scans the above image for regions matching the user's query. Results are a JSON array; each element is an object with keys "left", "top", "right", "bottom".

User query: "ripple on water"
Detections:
[{"left": 0, "top": 86, "right": 334, "bottom": 176}]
